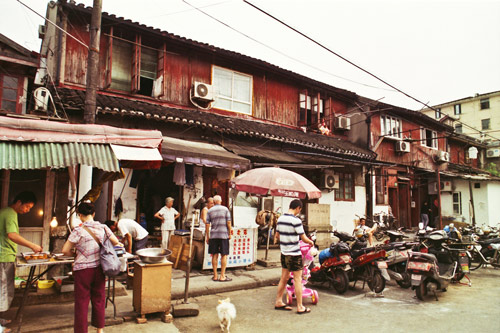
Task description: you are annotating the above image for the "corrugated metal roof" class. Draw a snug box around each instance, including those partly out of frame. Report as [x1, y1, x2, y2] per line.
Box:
[0, 142, 121, 172]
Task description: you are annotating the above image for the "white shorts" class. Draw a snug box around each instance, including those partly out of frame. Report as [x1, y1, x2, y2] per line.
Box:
[162, 230, 174, 249]
[0, 262, 15, 312]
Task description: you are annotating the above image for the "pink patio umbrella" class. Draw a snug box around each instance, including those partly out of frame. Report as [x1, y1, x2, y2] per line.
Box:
[231, 167, 322, 199]
[231, 167, 321, 260]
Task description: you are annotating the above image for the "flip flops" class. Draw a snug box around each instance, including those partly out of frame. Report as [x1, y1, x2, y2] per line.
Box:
[218, 277, 232, 282]
[297, 307, 311, 314]
[274, 305, 292, 311]
[212, 277, 218, 281]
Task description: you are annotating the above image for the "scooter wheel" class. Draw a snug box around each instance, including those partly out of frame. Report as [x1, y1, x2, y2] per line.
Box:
[331, 268, 349, 294]
[311, 290, 319, 305]
[368, 270, 385, 293]
[396, 272, 412, 289]
[415, 282, 427, 301]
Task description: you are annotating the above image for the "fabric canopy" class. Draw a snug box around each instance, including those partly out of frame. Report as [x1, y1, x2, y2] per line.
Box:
[162, 136, 250, 170]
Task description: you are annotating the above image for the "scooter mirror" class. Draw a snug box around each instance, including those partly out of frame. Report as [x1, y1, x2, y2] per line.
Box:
[418, 222, 424, 230]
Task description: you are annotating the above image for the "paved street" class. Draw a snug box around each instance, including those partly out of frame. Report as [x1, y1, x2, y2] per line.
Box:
[55, 266, 500, 333]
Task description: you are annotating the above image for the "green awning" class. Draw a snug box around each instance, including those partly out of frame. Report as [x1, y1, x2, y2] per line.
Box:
[0, 142, 121, 172]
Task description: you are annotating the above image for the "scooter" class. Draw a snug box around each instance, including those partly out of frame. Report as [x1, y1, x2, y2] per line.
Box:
[407, 230, 469, 301]
[309, 241, 352, 294]
[349, 245, 390, 293]
[383, 240, 417, 288]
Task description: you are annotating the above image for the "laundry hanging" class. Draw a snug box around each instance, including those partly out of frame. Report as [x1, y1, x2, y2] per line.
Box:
[173, 162, 186, 186]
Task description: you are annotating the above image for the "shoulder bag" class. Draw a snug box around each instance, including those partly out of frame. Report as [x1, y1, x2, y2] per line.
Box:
[82, 225, 121, 277]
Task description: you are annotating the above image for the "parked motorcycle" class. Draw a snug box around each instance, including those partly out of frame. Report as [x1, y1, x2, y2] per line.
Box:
[407, 230, 469, 301]
[468, 237, 500, 269]
[349, 245, 390, 293]
[309, 241, 352, 294]
[383, 240, 417, 288]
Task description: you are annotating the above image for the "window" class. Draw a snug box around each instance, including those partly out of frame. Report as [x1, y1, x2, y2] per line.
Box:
[299, 93, 323, 128]
[375, 169, 387, 205]
[213, 66, 252, 115]
[110, 39, 133, 92]
[380, 115, 402, 139]
[421, 128, 438, 149]
[335, 172, 354, 201]
[481, 118, 490, 130]
[137, 47, 158, 97]
[480, 98, 490, 110]
[0, 74, 21, 113]
[452, 192, 462, 215]
[454, 104, 461, 115]
[455, 124, 462, 134]
[435, 108, 442, 119]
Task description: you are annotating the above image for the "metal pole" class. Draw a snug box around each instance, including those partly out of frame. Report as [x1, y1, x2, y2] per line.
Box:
[84, 0, 102, 124]
[436, 169, 442, 230]
[468, 179, 476, 226]
[183, 209, 195, 303]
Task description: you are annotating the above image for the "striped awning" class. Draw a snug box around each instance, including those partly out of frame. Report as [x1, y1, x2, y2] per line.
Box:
[0, 142, 121, 172]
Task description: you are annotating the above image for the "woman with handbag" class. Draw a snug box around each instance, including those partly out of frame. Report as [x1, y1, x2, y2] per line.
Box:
[62, 201, 122, 333]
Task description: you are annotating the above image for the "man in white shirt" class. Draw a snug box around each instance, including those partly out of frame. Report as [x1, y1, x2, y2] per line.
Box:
[154, 197, 180, 249]
[105, 219, 149, 254]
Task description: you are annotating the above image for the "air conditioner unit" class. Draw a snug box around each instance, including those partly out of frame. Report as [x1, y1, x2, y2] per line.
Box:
[33, 87, 51, 112]
[395, 140, 410, 153]
[335, 116, 351, 130]
[434, 150, 450, 163]
[321, 172, 339, 190]
[486, 148, 500, 158]
[192, 82, 213, 101]
[428, 181, 452, 194]
[38, 24, 46, 39]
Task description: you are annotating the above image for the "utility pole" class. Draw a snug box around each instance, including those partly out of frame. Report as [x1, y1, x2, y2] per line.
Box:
[84, 0, 102, 124]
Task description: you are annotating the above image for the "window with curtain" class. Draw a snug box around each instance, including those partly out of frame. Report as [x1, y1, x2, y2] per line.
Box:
[0, 74, 20, 113]
[110, 39, 132, 92]
[452, 192, 462, 215]
[380, 115, 402, 139]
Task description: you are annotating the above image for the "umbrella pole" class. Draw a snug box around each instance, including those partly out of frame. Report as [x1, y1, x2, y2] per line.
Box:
[265, 221, 270, 261]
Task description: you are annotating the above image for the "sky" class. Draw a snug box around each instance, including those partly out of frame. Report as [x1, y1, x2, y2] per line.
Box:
[1, 0, 499, 110]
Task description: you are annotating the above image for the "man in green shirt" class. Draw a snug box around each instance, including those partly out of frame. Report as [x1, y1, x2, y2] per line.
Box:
[1, 191, 42, 331]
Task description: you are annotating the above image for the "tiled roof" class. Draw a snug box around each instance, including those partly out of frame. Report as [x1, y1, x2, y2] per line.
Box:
[55, 87, 375, 161]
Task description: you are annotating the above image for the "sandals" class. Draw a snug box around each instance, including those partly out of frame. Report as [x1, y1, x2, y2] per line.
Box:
[218, 277, 232, 282]
[297, 307, 311, 314]
[212, 277, 218, 281]
[274, 305, 292, 311]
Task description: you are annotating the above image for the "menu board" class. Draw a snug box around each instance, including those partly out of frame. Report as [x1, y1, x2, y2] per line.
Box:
[203, 228, 256, 269]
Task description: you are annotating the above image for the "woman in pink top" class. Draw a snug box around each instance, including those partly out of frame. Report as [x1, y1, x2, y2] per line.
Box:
[63, 202, 121, 333]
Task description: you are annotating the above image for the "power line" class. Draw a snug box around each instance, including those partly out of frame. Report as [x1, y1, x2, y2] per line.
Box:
[241, 1, 439, 114]
[242, 0, 500, 143]
[16, 0, 89, 50]
[181, 0, 396, 93]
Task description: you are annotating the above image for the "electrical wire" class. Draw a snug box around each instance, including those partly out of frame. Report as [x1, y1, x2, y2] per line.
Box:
[16, 0, 89, 49]
[181, 0, 396, 93]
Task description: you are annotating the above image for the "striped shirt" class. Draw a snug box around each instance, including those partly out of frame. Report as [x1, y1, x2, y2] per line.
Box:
[276, 213, 304, 256]
[206, 204, 231, 239]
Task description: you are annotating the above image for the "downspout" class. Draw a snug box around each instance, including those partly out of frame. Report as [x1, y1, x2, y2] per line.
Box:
[67, 166, 78, 231]
[55, 9, 63, 84]
[366, 113, 373, 220]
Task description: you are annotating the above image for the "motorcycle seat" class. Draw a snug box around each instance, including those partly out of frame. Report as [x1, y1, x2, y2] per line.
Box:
[478, 237, 500, 246]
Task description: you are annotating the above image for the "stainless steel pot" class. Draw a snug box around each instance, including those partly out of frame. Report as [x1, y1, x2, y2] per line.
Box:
[136, 248, 172, 264]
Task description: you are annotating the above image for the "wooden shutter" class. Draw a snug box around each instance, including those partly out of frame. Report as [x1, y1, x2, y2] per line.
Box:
[155, 42, 166, 98]
[104, 27, 113, 89]
[131, 34, 141, 93]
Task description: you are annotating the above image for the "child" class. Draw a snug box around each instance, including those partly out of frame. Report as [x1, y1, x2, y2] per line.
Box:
[154, 197, 180, 249]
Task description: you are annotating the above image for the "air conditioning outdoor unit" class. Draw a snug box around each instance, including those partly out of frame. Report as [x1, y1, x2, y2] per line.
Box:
[192, 82, 214, 101]
[395, 140, 410, 153]
[434, 150, 450, 163]
[335, 116, 351, 130]
[428, 181, 452, 194]
[486, 148, 500, 158]
[322, 172, 339, 190]
[33, 87, 51, 112]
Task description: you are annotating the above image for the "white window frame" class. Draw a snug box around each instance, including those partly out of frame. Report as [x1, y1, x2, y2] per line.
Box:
[454, 104, 461, 115]
[380, 115, 402, 139]
[212, 66, 253, 115]
[420, 127, 438, 149]
[452, 192, 462, 215]
[435, 108, 442, 119]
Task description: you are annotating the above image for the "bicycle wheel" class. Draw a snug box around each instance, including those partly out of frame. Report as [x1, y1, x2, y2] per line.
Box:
[469, 248, 483, 271]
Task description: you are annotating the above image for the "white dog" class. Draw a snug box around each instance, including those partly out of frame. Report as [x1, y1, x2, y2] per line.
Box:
[216, 297, 236, 332]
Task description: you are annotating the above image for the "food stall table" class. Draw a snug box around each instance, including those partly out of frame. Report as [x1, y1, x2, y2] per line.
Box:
[15, 256, 74, 333]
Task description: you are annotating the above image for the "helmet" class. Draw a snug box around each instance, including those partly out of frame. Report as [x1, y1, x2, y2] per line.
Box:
[449, 223, 454, 229]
